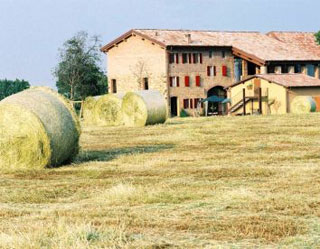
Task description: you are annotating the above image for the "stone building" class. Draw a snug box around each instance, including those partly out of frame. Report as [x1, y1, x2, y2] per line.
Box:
[101, 29, 320, 116]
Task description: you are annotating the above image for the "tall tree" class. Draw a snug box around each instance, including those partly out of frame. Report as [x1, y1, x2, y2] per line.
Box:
[315, 31, 320, 45]
[54, 31, 107, 100]
[0, 79, 30, 101]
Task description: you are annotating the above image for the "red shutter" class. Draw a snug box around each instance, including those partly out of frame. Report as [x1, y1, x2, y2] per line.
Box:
[169, 77, 173, 87]
[190, 99, 193, 109]
[199, 53, 203, 64]
[188, 53, 192, 64]
[176, 77, 180, 87]
[214, 66, 217, 76]
[176, 53, 179, 64]
[185, 76, 190, 87]
[222, 65, 227, 76]
[196, 76, 201, 87]
[207, 66, 210, 76]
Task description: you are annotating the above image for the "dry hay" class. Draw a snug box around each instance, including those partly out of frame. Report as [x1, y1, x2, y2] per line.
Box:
[82, 96, 97, 125]
[0, 87, 81, 169]
[94, 93, 124, 126]
[121, 90, 167, 127]
[291, 96, 316, 114]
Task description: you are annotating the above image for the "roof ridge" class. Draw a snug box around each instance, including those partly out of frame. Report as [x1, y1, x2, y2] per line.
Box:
[134, 28, 260, 33]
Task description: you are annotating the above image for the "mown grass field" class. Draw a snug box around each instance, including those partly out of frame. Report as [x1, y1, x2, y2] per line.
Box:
[1, 114, 320, 248]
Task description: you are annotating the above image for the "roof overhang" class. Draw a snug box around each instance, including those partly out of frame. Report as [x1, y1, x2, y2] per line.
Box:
[100, 29, 166, 53]
[232, 47, 265, 66]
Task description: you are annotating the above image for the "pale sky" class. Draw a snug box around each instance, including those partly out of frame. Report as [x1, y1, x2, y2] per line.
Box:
[0, 0, 319, 88]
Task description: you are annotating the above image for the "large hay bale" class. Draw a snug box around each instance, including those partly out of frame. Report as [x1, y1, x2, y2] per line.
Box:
[94, 93, 124, 126]
[82, 96, 97, 125]
[121, 90, 167, 127]
[0, 87, 80, 169]
[291, 96, 316, 114]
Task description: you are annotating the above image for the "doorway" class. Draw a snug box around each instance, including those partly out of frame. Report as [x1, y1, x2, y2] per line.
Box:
[170, 97, 178, 117]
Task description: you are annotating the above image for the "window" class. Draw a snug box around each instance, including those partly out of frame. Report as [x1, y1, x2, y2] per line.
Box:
[222, 65, 228, 76]
[209, 51, 213, 58]
[175, 53, 179, 64]
[143, 78, 149, 90]
[183, 99, 189, 109]
[112, 79, 117, 93]
[222, 51, 226, 58]
[195, 76, 201, 86]
[190, 99, 194, 109]
[169, 76, 180, 87]
[193, 53, 198, 64]
[185, 76, 190, 87]
[169, 53, 175, 64]
[194, 98, 200, 108]
[207, 66, 215, 76]
[294, 64, 302, 73]
[307, 64, 315, 77]
[188, 53, 192, 64]
[182, 54, 188, 64]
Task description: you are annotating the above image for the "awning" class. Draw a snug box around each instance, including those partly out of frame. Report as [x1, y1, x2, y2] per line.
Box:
[201, 95, 230, 103]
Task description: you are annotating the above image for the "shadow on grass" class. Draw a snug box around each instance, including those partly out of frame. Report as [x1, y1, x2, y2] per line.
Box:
[74, 144, 174, 163]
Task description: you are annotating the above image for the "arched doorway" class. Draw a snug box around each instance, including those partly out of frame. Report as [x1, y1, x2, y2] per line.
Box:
[207, 86, 227, 115]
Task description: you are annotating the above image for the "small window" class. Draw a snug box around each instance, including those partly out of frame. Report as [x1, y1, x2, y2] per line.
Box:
[190, 99, 194, 109]
[207, 66, 215, 76]
[182, 54, 188, 64]
[143, 78, 149, 90]
[193, 53, 198, 64]
[183, 99, 189, 109]
[170, 76, 179, 87]
[222, 51, 226, 58]
[169, 53, 175, 64]
[112, 79, 117, 93]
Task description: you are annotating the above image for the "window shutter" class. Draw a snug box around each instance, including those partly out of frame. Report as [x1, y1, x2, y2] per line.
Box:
[176, 53, 179, 64]
[185, 76, 190, 87]
[196, 76, 201, 87]
[176, 77, 180, 87]
[207, 66, 210, 76]
[222, 65, 227, 76]
[199, 53, 203, 64]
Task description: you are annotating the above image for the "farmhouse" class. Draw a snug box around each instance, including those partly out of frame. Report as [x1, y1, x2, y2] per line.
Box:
[101, 30, 320, 116]
[227, 74, 320, 115]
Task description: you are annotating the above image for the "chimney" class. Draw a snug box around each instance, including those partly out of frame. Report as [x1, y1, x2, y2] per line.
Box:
[185, 34, 192, 44]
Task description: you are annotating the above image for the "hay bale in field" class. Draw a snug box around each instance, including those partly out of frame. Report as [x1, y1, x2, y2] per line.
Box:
[94, 93, 124, 126]
[121, 90, 167, 127]
[291, 96, 316, 114]
[82, 96, 98, 124]
[0, 87, 81, 169]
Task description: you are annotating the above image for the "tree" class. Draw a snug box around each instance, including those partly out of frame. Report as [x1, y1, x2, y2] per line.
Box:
[0, 79, 30, 101]
[54, 31, 107, 100]
[315, 31, 320, 45]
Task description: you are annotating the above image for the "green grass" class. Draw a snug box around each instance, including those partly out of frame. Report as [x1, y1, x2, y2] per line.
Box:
[1, 114, 320, 248]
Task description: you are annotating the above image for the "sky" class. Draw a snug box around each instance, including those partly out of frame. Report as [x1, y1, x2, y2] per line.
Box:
[0, 0, 319, 89]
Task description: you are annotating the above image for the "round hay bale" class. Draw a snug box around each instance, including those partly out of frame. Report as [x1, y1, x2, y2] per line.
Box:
[82, 96, 97, 125]
[291, 96, 316, 114]
[94, 93, 124, 126]
[0, 87, 80, 169]
[121, 90, 167, 127]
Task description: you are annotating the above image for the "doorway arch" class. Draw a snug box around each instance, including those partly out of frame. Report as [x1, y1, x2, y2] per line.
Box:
[207, 86, 227, 115]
